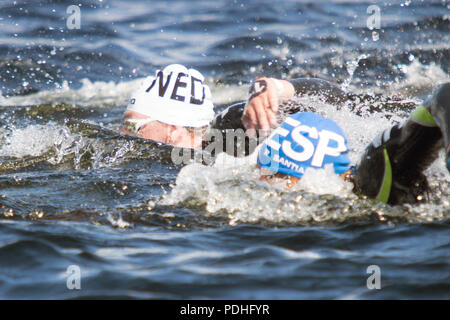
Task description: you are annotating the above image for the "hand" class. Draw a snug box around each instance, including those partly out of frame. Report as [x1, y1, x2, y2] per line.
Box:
[242, 77, 294, 137]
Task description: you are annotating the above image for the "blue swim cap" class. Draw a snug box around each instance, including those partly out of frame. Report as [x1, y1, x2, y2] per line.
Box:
[257, 112, 351, 178]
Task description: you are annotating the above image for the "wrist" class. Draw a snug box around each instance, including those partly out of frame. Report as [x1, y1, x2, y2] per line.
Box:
[272, 78, 284, 97]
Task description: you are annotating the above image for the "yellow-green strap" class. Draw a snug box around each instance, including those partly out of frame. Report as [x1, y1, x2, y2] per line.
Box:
[376, 149, 392, 203]
[411, 105, 437, 127]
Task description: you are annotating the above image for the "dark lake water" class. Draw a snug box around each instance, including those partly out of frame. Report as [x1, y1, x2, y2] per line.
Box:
[0, 0, 449, 299]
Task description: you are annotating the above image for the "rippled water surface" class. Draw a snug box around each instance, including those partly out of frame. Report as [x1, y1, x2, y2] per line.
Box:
[0, 0, 449, 299]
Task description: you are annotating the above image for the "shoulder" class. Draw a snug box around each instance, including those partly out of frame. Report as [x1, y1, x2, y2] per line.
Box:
[210, 101, 247, 130]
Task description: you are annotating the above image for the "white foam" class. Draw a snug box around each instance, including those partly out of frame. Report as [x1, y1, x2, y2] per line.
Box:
[0, 77, 248, 108]
[393, 59, 450, 95]
[0, 124, 73, 158]
[0, 122, 139, 170]
[208, 80, 249, 105]
[0, 78, 142, 107]
[295, 165, 354, 196]
[106, 214, 132, 229]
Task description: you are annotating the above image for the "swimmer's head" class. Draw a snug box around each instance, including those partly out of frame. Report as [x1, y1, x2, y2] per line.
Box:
[126, 64, 215, 128]
[257, 112, 351, 181]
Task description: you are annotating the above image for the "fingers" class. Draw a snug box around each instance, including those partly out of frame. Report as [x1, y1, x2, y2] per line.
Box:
[244, 98, 272, 128]
[263, 78, 280, 114]
[243, 103, 257, 131]
[243, 77, 281, 132]
[242, 100, 276, 138]
[256, 77, 280, 119]
[266, 92, 279, 126]
[242, 103, 266, 138]
[253, 100, 272, 132]
[267, 85, 279, 113]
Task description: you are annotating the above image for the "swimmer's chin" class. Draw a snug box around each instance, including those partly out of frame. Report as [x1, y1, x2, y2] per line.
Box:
[118, 125, 200, 149]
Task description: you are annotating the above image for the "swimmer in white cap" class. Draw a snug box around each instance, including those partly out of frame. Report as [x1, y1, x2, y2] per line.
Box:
[120, 64, 216, 148]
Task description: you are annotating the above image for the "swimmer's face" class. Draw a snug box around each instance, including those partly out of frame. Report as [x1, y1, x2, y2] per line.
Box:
[137, 121, 205, 148]
[120, 110, 206, 148]
[259, 171, 301, 190]
[259, 167, 351, 190]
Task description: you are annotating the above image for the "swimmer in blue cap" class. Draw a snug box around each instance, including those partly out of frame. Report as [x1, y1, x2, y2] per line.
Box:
[213, 79, 450, 205]
[256, 111, 352, 188]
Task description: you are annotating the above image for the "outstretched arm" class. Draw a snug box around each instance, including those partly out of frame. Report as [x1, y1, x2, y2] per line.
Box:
[353, 82, 450, 205]
[212, 77, 346, 133]
[209, 77, 348, 156]
[241, 77, 295, 134]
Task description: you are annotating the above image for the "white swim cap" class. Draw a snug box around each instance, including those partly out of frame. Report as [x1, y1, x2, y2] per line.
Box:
[126, 64, 215, 127]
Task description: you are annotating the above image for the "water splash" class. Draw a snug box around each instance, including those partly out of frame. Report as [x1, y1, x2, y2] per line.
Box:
[393, 59, 450, 96]
[341, 54, 369, 92]
[0, 124, 71, 158]
[0, 77, 248, 109]
[0, 123, 140, 170]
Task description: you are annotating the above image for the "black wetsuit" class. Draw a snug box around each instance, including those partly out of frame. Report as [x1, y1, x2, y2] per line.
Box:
[209, 79, 450, 206]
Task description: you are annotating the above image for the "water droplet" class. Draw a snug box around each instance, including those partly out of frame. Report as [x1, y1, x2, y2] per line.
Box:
[371, 31, 379, 41]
